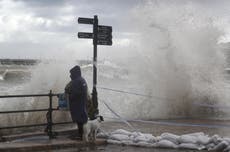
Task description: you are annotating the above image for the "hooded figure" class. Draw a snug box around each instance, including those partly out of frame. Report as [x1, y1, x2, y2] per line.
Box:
[66, 65, 88, 139]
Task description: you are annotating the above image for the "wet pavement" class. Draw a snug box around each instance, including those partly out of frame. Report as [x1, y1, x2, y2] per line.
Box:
[1, 119, 230, 152]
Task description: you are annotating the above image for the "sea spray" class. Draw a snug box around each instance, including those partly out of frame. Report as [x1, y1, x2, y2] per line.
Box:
[109, 1, 229, 119]
[19, 1, 230, 121]
[1, 1, 230, 132]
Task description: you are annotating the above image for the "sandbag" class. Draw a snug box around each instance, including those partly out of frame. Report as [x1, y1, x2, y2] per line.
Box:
[184, 132, 205, 137]
[111, 129, 131, 136]
[144, 134, 157, 143]
[223, 145, 230, 152]
[121, 140, 135, 146]
[135, 141, 155, 147]
[161, 132, 180, 144]
[107, 129, 230, 152]
[179, 143, 205, 150]
[211, 140, 228, 152]
[223, 138, 230, 144]
[130, 132, 141, 138]
[206, 143, 215, 151]
[179, 135, 198, 144]
[156, 139, 178, 149]
[196, 135, 210, 145]
[110, 134, 130, 141]
[210, 134, 222, 145]
[133, 134, 156, 143]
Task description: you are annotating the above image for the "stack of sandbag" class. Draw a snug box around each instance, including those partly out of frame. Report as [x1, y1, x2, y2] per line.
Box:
[107, 129, 157, 147]
[101, 129, 230, 152]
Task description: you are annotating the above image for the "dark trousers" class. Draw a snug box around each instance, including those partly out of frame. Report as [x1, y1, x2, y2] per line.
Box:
[77, 122, 83, 139]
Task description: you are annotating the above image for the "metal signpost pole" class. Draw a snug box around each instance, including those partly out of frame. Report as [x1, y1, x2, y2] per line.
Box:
[78, 15, 112, 119]
[93, 15, 99, 116]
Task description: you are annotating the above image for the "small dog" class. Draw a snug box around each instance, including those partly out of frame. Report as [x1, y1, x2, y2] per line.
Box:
[83, 116, 104, 142]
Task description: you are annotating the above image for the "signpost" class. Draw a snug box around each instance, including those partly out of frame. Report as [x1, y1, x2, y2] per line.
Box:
[77, 15, 112, 119]
[98, 25, 112, 33]
[97, 39, 112, 45]
[78, 17, 94, 24]
[78, 32, 93, 39]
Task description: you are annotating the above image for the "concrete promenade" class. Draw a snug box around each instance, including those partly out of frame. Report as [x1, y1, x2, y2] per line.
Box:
[0, 129, 107, 152]
[0, 138, 106, 152]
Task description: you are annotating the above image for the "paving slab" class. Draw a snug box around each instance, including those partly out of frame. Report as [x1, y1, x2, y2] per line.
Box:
[0, 138, 107, 152]
[0, 129, 106, 152]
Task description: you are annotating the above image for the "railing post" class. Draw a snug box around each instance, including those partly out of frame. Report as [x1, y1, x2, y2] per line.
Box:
[47, 90, 53, 139]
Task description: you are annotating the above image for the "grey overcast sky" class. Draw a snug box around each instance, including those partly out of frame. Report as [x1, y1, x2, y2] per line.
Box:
[0, 0, 141, 59]
[0, 0, 230, 60]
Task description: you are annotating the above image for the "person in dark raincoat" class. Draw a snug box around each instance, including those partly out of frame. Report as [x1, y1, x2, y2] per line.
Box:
[65, 65, 88, 139]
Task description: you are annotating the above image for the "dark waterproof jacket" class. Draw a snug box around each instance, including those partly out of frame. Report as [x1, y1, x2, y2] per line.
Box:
[67, 66, 88, 124]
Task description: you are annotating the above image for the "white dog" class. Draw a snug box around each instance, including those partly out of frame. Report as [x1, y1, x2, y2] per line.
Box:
[83, 116, 104, 142]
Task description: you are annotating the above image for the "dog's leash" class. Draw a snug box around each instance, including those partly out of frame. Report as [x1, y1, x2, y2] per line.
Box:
[99, 98, 135, 130]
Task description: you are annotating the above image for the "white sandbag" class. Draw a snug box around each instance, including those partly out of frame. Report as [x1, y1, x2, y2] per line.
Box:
[134, 134, 156, 143]
[142, 133, 155, 139]
[206, 143, 215, 151]
[223, 138, 230, 144]
[111, 129, 131, 136]
[110, 134, 130, 141]
[134, 135, 148, 143]
[156, 139, 178, 149]
[178, 133, 210, 145]
[129, 132, 140, 141]
[121, 140, 135, 146]
[223, 145, 230, 152]
[179, 135, 198, 144]
[196, 135, 210, 145]
[179, 143, 205, 150]
[130, 132, 141, 138]
[156, 136, 162, 142]
[144, 134, 157, 143]
[161, 133, 179, 144]
[209, 134, 222, 145]
[184, 132, 205, 137]
[211, 140, 228, 152]
[134, 141, 155, 147]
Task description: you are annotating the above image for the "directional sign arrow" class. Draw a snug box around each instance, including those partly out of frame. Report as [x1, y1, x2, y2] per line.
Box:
[97, 33, 112, 40]
[78, 17, 94, 24]
[97, 39, 112, 45]
[78, 32, 93, 39]
[98, 25, 112, 33]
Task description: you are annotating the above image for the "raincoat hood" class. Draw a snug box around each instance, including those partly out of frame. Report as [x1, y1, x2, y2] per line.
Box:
[70, 65, 81, 80]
